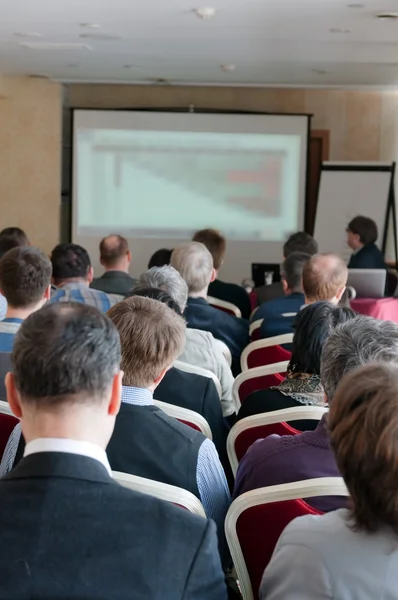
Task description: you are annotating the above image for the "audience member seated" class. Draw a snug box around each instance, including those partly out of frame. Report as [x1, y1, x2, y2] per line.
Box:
[0, 246, 51, 351]
[238, 303, 355, 426]
[148, 248, 173, 269]
[347, 215, 387, 270]
[256, 251, 310, 340]
[90, 234, 137, 296]
[171, 242, 249, 376]
[233, 315, 398, 512]
[49, 243, 122, 311]
[303, 253, 347, 304]
[261, 362, 398, 600]
[0, 227, 30, 320]
[256, 232, 318, 305]
[193, 228, 251, 319]
[1, 303, 226, 599]
[134, 265, 234, 417]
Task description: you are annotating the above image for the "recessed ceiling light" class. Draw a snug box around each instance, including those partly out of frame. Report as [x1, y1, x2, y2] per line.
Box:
[14, 31, 42, 38]
[330, 27, 352, 33]
[79, 33, 122, 40]
[312, 69, 327, 75]
[220, 64, 236, 72]
[123, 64, 133, 69]
[67, 63, 78, 68]
[347, 3, 364, 7]
[193, 7, 216, 19]
[377, 12, 398, 20]
[79, 23, 101, 28]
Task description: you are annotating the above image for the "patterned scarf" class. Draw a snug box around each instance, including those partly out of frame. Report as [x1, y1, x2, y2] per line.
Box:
[270, 371, 325, 406]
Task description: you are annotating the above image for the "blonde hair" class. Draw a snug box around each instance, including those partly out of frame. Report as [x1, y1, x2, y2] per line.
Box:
[303, 253, 347, 302]
[170, 242, 213, 295]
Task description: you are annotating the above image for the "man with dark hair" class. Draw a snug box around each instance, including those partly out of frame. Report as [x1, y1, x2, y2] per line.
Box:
[347, 215, 387, 270]
[91, 234, 137, 296]
[0, 246, 51, 351]
[49, 243, 122, 311]
[0, 303, 226, 599]
[256, 231, 318, 304]
[0, 227, 30, 319]
[255, 252, 310, 340]
[148, 248, 173, 269]
[193, 228, 251, 319]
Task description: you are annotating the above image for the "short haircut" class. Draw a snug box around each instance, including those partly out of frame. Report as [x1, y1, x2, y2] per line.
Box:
[302, 253, 347, 302]
[329, 362, 398, 534]
[132, 286, 182, 316]
[137, 266, 188, 312]
[289, 302, 355, 375]
[12, 303, 121, 405]
[0, 227, 29, 258]
[107, 296, 186, 388]
[51, 243, 91, 284]
[281, 251, 311, 291]
[347, 216, 378, 245]
[0, 246, 52, 308]
[99, 234, 129, 268]
[283, 232, 318, 258]
[321, 315, 398, 401]
[170, 242, 213, 295]
[192, 228, 226, 271]
[148, 248, 173, 269]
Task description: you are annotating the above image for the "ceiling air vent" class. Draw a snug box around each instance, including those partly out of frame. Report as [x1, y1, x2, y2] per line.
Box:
[18, 42, 92, 50]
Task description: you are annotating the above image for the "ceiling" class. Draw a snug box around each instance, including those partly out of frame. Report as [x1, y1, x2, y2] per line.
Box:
[2, 0, 398, 86]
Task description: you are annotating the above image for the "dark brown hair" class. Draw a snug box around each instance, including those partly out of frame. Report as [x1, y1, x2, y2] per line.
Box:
[0, 227, 29, 258]
[347, 216, 378, 245]
[329, 362, 398, 534]
[100, 234, 129, 268]
[0, 246, 52, 308]
[192, 228, 226, 270]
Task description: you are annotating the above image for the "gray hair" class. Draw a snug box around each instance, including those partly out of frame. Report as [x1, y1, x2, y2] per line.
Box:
[170, 242, 213, 295]
[321, 315, 398, 401]
[137, 266, 188, 312]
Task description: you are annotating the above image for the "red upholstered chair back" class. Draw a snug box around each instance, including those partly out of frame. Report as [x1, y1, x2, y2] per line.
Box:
[247, 344, 291, 370]
[179, 419, 201, 432]
[0, 413, 18, 459]
[234, 421, 299, 464]
[207, 296, 242, 318]
[238, 372, 284, 404]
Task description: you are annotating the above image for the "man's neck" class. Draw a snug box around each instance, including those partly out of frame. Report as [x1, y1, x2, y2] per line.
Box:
[56, 278, 88, 287]
[5, 305, 37, 320]
[104, 265, 129, 274]
[189, 288, 208, 300]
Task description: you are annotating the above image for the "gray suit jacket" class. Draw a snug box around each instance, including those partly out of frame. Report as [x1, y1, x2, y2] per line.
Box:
[255, 282, 284, 306]
[261, 508, 398, 600]
[91, 270, 137, 297]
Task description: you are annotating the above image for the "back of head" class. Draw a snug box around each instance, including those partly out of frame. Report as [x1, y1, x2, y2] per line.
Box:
[0, 227, 29, 258]
[0, 246, 52, 308]
[132, 286, 183, 316]
[282, 251, 311, 292]
[289, 302, 356, 375]
[137, 265, 188, 312]
[283, 232, 318, 258]
[170, 242, 213, 295]
[107, 296, 186, 388]
[192, 228, 226, 271]
[347, 215, 378, 245]
[148, 248, 173, 269]
[12, 302, 121, 407]
[321, 315, 398, 402]
[51, 243, 91, 285]
[303, 253, 348, 303]
[99, 234, 130, 269]
[329, 362, 398, 534]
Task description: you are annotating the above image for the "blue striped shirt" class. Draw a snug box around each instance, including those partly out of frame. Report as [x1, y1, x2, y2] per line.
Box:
[49, 282, 123, 312]
[0, 318, 22, 352]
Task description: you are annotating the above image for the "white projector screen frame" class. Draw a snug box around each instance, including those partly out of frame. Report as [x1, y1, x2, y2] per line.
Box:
[72, 110, 310, 284]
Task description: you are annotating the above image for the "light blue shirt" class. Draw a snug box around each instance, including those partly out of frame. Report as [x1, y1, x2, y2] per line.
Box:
[49, 282, 123, 313]
[0, 318, 23, 352]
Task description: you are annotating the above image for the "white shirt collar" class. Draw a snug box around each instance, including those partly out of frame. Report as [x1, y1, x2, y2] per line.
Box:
[24, 438, 112, 476]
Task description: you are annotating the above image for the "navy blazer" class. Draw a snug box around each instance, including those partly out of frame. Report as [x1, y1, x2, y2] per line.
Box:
[0, 452, 227, 600]
[347, 243, 386, 270]
[184, 297, 250, 376]
[257, 292, 304, 340]
[208, 279, 252, 320]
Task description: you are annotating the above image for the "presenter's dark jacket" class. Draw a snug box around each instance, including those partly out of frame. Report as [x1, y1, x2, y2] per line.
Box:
[208, 279, 252, 320]
[90, 270, 137, 296]
[0, 452, 227, 600]
[184, 297, 250, 376]
[347, 243, 387, 270]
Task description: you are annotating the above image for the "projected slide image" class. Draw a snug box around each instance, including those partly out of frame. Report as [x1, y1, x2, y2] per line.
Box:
[76, 128, 301, 241]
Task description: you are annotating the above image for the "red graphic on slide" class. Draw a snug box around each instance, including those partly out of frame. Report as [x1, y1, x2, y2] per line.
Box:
[227, 156, 282, 213]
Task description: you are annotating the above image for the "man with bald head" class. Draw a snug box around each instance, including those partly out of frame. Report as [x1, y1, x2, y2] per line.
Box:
[91, 234, 137, 296]
[303, 253, 347, 305]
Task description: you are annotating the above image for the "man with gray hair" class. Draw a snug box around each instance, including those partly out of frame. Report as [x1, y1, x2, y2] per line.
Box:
[233, 315, 398, 511]
[171, 242, 249, 376]
[136, 266, 234, 417]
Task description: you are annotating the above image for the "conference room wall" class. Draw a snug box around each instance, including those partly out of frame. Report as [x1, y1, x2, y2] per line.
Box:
[0, 75, 62, 253]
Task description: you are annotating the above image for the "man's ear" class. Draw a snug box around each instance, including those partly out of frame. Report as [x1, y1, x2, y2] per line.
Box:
[87, 266, 94, 284]
[99, 257, 104, 267]
[153, 367, 168, 387]
[336, 285, 346, 302]
[127, 251, 132, 263]
[43, 284, 51, 302]
[6, 373, 23, 419]
[282, 279, 288, 294]
[108, 371, 123, 416]
[210, 268, 217, 284]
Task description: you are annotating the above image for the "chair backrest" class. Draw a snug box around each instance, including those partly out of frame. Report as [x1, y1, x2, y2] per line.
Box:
[232, 362, 289, 412]
[227, 406, 328, 475]
[0, 401, 18, 460]
[249, 319, 263, 341]
[153, 398, 213, 440]
[174, 359, 222, 399]
[207, 295, 242, 318]
[225, 478, 349, 600]
[113, 471, 206, 517]
[241, 334, 293, 371]
[0, 352, 12, 401]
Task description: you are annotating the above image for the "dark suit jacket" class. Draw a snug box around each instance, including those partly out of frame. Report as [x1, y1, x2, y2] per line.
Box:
[257, 292, 304, 341]
[90, 270, 137, 296]
[255, 281, 284, 306]
[347, 243, 386, 270]
[0, 451, 227, 600]
[208, 280, 252, 320]
[184, 297, 249, 376]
